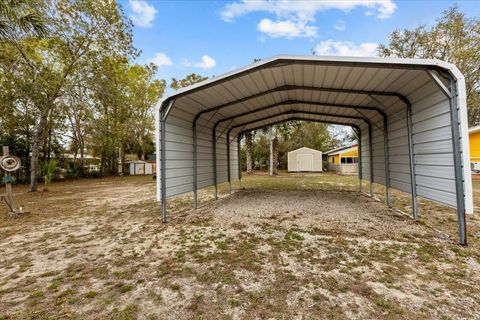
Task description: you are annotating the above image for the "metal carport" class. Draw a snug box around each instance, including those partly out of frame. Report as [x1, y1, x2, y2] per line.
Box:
[155, 55, 473, 245]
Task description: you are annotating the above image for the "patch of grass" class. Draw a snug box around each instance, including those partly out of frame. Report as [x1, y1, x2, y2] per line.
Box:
[29, 290, 45, 299]
[112, 304, 139, 320]
[188, 294, 204, 312]
[416, 243, 441, 262]
[176, 250, 186, 259]
[374, 296, 404, 316]
[84, 291, 98, 298]
[228, 298, 241, 307]
[117, 283, 134, 293]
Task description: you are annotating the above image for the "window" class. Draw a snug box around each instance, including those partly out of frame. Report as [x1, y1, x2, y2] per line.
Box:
[340, 157, 358, 164]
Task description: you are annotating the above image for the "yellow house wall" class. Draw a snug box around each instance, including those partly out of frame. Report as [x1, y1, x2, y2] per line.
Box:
[470, 131, 480, 162]
[341, 149, 358, 157]
[328, 155, 340, 164]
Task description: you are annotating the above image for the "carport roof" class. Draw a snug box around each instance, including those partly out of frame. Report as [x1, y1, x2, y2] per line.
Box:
[158, 54, 464, 117]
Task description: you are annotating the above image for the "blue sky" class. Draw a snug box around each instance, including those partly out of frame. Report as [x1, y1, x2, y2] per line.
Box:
[119, 0, 480, 83]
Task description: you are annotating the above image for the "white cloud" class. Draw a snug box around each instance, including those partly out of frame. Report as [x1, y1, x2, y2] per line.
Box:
[257, 18, 317, 38]
[333, 20, 346, 31]
[195, 55, 216, 69]
[129, 0, 157, 27]
[313, 40, 378, 57]
[182, 55, 217, 70]
[220, 0, 396, 38]
[148, 52, 173, 67]
[220, 0, 397, 21]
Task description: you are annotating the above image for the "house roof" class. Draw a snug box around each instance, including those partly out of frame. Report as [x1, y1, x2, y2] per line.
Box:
[324, 144, 358, 156]
[126, 160, 151, 164]
[469, 125, 480, 134]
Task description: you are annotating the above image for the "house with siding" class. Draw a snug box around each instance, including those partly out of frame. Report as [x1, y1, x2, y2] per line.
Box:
[324, 144, 358, 175]
[470, 125, 480, 173]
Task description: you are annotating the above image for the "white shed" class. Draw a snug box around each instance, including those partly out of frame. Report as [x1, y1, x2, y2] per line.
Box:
[126, 160, 155, 175]
[288, 147, 322, 172]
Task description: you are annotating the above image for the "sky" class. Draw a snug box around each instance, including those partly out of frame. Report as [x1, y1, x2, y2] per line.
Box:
[119, 0, 480, 85]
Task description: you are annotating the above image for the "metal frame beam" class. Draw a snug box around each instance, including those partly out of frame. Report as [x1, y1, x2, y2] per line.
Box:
[192, 85, 405, 123]
[239, 117, 362, 139]
[227, 131, 232, 193]
[211, 99, 384, 130]
[160, 108, 167, 223]
[238, 134, 242, 189]
[193, 121, 198, 209]
[406, 102, 418, 219]
[368, 122, 374, 196]
[212, 126, 218, 200]
[352, 127, 362, 192]
[227, 110, 366, 137]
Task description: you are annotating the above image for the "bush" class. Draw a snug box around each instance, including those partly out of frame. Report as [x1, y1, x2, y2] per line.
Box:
[65, 161, 83, 179]
[42, 160, 58, 190]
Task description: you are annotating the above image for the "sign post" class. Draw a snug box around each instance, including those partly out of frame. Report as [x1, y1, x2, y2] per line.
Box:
[1, 146, 21, 215]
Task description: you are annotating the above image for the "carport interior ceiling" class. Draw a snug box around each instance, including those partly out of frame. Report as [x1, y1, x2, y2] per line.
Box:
[156, 55, 473, 243]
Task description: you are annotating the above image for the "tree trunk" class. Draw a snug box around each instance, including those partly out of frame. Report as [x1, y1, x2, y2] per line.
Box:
[119, 145, 125, 175]
[30, 111, 49, 192]
[245, 131, 253, 174]
[268, 126, 276, 176]
[272, 136, 279, 175]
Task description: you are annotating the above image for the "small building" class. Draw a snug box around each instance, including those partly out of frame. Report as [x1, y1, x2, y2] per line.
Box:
[324, 144, 358, 175]
[287, 147, 322, 172]
[470, 125, 480, 173]
[126, 160, 156, 175]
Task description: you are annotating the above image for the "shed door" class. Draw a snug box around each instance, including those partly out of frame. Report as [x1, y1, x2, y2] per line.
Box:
[298, 154, 313, 171]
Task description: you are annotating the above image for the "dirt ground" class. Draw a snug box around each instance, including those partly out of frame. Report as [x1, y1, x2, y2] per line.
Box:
[0, 173, 479, 319]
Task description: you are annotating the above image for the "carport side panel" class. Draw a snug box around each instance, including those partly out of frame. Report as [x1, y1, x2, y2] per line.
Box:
[410, 90, 457, 209]
[163, 115, 194, 198]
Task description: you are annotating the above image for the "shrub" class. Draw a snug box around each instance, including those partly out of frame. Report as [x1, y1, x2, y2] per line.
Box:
[42, 160, 58, 190]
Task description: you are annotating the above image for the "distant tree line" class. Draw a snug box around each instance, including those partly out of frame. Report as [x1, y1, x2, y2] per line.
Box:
[0, 0, 165, 190]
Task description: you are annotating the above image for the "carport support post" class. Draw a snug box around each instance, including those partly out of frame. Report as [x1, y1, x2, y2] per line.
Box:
[227, 131, 232, 193]
[368, 123, 374, 196]
[237, 134, 242, 189]
[383, 118, 391, 207]
[160, 109, 167, 223]
[449, 80, 467, 245]
[193, 121, 198, 209]
[355, 127, 362, 193]
[212, 127, 218, 200]
[406, 103, 418, 220]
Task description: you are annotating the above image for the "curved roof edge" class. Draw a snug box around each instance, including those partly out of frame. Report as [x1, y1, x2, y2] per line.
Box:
[155, 54, 464, 113]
